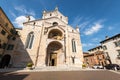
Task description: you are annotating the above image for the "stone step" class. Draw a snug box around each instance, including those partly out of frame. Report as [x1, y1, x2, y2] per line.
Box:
[34, 66, 82, 71]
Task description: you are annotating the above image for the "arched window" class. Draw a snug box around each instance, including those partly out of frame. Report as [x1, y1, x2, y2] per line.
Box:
[53, 22, 58, 26]
[71, 39, 76, 52]
[50, 13, 52, 16]
[25, 32, 34, 49]
[0, 54, 11, 68]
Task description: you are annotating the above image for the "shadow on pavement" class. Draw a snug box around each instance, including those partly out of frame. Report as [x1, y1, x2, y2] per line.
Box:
[0, 72, 29, 80]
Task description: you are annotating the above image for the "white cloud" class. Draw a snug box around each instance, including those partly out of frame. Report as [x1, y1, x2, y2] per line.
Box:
[82, 43, 100, 51]
[71, 16, 93, 32]
[13, 5, 36, 28]
[84, 23, 103, 35]
[9, 10, 16, 17]
[82, 43, 95, 47]
[14, 5, 35, 16]
[71, 16, 83, 27]
[92, 38, 101, 42]
[71, 17, 104, 36]
[95, 19, 106, 24]
[78, 21, 90, 30]
[14, 16, 35, 28]
[15, 5, 25, 13]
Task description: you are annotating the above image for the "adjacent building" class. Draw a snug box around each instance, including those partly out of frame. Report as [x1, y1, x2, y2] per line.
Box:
[100, 34, 120, 65]
[0, 7, 17, 68]
[83, 46, 106, 68]
[84, 33, 120, 68]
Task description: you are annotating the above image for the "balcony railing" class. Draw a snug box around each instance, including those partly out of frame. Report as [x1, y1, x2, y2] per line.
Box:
[48, 36, 63, 40]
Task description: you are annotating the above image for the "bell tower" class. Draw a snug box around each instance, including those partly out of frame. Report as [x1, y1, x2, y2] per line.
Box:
[42, 7, 68, 24]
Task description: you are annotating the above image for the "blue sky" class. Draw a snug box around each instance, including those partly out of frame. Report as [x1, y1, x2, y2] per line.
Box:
[0, 0, 120, 52]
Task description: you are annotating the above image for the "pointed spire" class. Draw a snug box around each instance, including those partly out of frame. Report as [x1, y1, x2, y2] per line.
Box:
[43, 10, 46, 13]
[76, 25, 80, 32]
[55, 6, 58, 11]
[26, 16, 30, 22]
[76, 25, 79, 28]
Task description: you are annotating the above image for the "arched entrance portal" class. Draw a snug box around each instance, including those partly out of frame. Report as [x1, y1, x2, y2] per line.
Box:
[0, 54, 11, 68]
[46, 41, 62, 66]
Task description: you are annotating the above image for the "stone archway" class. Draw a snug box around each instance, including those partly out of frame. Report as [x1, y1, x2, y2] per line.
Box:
[46, 41, 62, 66]
[48, 29, 63, 40]
[0, 54, 11, 68]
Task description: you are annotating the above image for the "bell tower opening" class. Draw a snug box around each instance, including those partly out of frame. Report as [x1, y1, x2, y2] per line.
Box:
[48, 29, 63, 40]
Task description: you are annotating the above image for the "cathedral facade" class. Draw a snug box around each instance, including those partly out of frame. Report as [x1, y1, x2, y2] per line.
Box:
[6, 8, 83, 68]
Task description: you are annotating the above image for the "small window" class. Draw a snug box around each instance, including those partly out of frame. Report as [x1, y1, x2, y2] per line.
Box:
[0, 44, 2, 48]
[2, 43, 7, 49]
[53, 22, 58, 26]
[114, 41, 120, 47]
[60, 16, 62, 19]
[72, 57, 75, 64]
[10, 28, 16, 35]
[117, 50, 120, 55]
[102, 55, 105, 59]
[5, 23, 8, 27]
[97, 56, 99, 59]
[7, 44, 14, 50]
[12, 37, 16, 40]
[72, 30, 74, 32]
[50, 13, 52, 16]
[104, 52, 109, 57]
[1, 30, 6, 35]
[7, 35, 11, 39]
[114, 42, 118, 47]
[102, 45, 107, 50]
